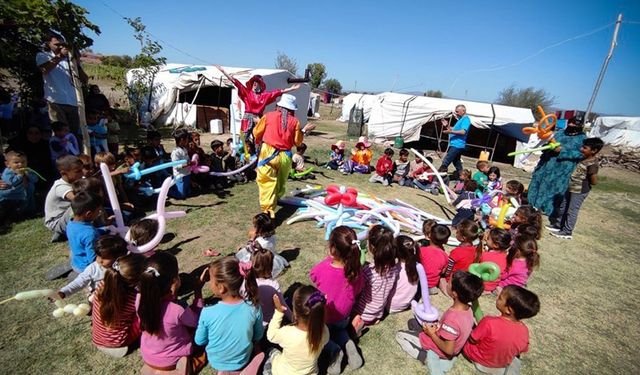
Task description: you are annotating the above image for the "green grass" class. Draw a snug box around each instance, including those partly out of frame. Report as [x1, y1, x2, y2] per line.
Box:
[1, 116, 640, 374]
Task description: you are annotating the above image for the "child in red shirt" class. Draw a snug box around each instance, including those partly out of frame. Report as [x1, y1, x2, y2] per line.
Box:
[396, 271, 484, 371]
[476, 228, 512, 293]
[463, 285, 540, 372]
[440, 219, 480, 296]
[369, 148, 394, 186]
[419, 224, 451, 295]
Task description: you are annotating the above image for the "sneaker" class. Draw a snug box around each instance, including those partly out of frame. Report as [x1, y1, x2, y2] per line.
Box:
[326, 349, 344, 375]
[545, 225, 561, 232]
[396, 331, 427, 365]
[550, 232, 572, 240]
[51, 231, 67, 243]
[344, 340, 363, 370]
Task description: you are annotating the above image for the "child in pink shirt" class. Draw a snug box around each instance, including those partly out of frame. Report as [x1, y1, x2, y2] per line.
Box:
[389, 235, 419, 313]
[476, 228, 511, 292]
[354, 225, 400, 324]
[396, 271, 484, 370]
[310, 226, 364, 372]
[441, 220, 480, 295]
[497, 236, 540, 293]
[418, 224, 451, 295]
[464, 286, 540, 372]
[137, 252, 208, 373]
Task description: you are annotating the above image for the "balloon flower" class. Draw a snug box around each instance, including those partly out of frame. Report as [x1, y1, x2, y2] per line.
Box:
[411, 264, 439, 324]
[468, 262, 500, 322]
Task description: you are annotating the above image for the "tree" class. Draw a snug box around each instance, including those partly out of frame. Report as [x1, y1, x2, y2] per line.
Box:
[121, 17, 166, 126]
[274, 52, 298, 75]
[323, 78, 342, 94]
[307, 63, 326, 89]
[424, 90, 443, 98]
[495, 84, 555, 119]
[101, 55, 133, 68]
[0, 0, 99, 105]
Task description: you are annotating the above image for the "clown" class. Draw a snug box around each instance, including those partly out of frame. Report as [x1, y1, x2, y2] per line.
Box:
[215, 65, 301, 159]
[253, 94, 315, 217]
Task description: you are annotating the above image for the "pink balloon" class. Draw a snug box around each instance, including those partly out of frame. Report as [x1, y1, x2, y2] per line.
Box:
[411, 263, 440, 324]
[189, 154, 210, 174]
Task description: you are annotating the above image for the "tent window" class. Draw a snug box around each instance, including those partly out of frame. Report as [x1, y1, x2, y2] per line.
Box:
[178, 86, 232, 107]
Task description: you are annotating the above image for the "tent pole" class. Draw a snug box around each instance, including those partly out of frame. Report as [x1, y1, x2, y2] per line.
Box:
[490, 133, 499, 162]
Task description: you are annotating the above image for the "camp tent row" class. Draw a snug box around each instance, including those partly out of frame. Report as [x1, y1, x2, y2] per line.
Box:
[339, 92, 536, 166]
[590, 116, 640, 148]
[126, 63, 310, 138]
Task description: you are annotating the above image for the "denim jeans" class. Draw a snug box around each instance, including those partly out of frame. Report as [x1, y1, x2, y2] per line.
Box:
[440, 146, 465, 173]
[550, 191, 588, 235]
[322, 318, 350, 358]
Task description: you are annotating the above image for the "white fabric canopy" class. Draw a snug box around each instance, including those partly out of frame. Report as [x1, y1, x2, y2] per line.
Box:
[337, 93, 378, 122]
[590, 116, 640, 148]
[126, 63, 310, 135]
[367, 92, 534, 143]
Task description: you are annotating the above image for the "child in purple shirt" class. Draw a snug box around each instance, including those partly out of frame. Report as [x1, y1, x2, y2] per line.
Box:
[310, 226, 364, 373]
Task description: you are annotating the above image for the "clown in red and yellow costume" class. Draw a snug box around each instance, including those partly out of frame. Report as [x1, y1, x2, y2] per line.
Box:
[215, 65, 300, 159]
[253, 94, 315, 217]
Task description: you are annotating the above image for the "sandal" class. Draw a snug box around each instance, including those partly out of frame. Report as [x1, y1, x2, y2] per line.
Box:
[202, 248, 221, 257]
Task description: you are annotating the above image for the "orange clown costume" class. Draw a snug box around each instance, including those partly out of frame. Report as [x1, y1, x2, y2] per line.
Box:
[253, 94, 304, 216]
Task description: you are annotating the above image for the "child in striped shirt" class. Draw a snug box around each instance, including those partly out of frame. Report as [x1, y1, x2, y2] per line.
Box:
[353, 225, 400, 330]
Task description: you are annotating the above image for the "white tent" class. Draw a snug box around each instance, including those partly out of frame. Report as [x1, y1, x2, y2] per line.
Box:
[126, 63, 310, 135]
[337, 93, 378, 122]
[590, 116, 640, 148]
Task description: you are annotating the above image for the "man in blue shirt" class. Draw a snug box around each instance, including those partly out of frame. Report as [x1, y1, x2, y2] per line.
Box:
[439, 104, 471, 176]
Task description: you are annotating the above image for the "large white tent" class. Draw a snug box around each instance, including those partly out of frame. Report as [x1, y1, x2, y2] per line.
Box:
[126, 63, 310, 135]
[590, 116, 640, 148]
[337, 93, 378, 123]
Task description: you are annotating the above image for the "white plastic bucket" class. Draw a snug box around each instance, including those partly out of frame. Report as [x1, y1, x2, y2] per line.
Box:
[209, 119, 223, 134]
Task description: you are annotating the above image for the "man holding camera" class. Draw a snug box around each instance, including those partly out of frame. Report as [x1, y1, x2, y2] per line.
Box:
[36, 33, 86, 138]
[439, 104, 471, 177]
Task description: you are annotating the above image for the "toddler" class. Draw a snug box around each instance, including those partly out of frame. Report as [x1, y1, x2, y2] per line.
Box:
[392, 148, 410, 185]
[67, 191, 105, 273]
[247, 244, 291, 327]
[58, 235, 128, 300]
[389, 235, 419, 313]
[129, 218, 160, 257]
[485, 166, 502, 193]
[463, 286, 540, 373]
[473, 160, 489, 190]
[0, 151, 37, 218]
[147, 130, 167, 160]
[138, 252, 208, 373]
[396, 271, 484, 371]
[451, 180, 479, 226]
[86, 109, 108, 155]
[49, 121, 80, 164]
[265, 285, 330, 375]
[342, 136, 372, 174]
[195, 256, 264, 374]
[310, 226, 364, 373]
[419, 224, 451, 295]
[441, 219, 480, 295]
[452, 169, 472, 194]
[92, 252, 145, 357]
[497, 236, 540, 291]
[353, 225, 400, 327]
[369, 148, 394, 185]
[327, 140, 345, 170]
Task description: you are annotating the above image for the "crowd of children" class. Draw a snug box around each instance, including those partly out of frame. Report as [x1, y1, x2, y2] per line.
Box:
[1, 106, 609, 375]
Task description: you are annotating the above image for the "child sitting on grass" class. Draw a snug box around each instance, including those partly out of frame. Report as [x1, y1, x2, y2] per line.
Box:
[169, 128, 192, 199]
[57, 235, 128, 301]
[548, 137, 604, 240]
[473, 160, 490, 190]
[292, 143, 315, 179]
[265, 285, 330, 375]
[475, 228, 511, 293]
[485, 166, 502, 194]
[441, 219, 480, 295]
[67, 191, 106, 274]
[342, 136, 372, 174]
[452, 169, 472, 194]
[497, 235, 540, 292]
[396, 271, 484, 372]
[392, 148, 410, 185]
[389, 235, 419, 313]
[419, 224, 451, 295]
[463, 286, 540, 373]
[92, 252, 146, 357]
[235, 212, 288, 278]
[451, 180, 479, 226]
[0, 151, 37, 219]
[327, 140, 346, 170]
[44, 155, 84, 242]
[369, 148, 394, 186]
[138, 252, 208, 373]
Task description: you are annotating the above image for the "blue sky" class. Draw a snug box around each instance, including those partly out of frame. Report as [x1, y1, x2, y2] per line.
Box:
[76, 0, 640, 115]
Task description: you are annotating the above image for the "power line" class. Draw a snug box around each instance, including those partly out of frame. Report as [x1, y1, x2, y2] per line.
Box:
[445, 22, 615, 95]
[98, 0, 210, 64]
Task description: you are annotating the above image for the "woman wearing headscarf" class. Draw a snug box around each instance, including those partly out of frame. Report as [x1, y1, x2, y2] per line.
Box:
[527, 117, 587, 216]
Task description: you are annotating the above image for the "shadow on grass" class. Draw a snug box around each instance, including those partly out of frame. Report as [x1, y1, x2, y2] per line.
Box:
[280, 247, 300, 262]
[165, 236, 200, 255]
[273, 205, 298, 228]
[417, 194, 455, 219]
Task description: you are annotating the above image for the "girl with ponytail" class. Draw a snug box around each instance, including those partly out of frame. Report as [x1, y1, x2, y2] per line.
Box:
[137, 252, 208, 373]
[310, 226, 364, 373]
[92, 253, 145, 357]
[264, 285, 330, 375]
[195, 256, 265, 374]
